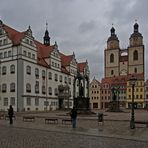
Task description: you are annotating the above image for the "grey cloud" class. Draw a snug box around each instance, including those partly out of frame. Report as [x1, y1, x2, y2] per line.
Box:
[0, 0, 148, 80]
[78, 20, 97, 33]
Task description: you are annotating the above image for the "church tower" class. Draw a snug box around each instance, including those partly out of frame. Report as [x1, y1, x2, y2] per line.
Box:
[128, 22, 144, 76]
[43, 22, 50, 46]
[105, 26, 120, 77]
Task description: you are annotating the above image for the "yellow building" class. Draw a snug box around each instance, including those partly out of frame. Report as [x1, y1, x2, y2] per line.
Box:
[89, 77, 101, 109]
[126, 74, 144, 108]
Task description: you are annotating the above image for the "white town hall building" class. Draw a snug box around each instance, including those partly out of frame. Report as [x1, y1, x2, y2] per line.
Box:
[0, 20, 90, 112]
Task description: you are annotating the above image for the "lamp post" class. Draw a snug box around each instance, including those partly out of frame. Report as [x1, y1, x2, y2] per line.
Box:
[129, 75, 137, 129]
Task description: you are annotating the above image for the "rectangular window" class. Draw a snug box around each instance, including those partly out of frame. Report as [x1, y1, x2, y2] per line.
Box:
[65, 76, 67, 84]
[3, 98, 8, 106]
[23, 50, 27, 56]
[69, 77, 71, 85]
[2, 84, 7, 92]
[42, 85, 46, 94]
[48, 72, 52, 80]
[32, 54, 35, 59]
[8, 51, 12, 57]
[26, 97, 31, 106]
[35, 98, 39, 106]
[4, 51, 7, 58]
[44, 101, 49, 106]
[0, 40, 2, 46]
[28, 52, 31, 58]
[3, 39, 7, 45]
[59, 75, 62, 82]
[0, 52, 3, 59]
[42, 70, 45, 78]
[26, 66, 31, 74]
[10, 97, 15, 106]
[55, 74, 58, 81]
[35, 81, 39, 93]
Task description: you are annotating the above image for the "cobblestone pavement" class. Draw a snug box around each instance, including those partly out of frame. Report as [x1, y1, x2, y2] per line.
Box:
[0, 109, 148, 148]
[0, 125, 148, 148]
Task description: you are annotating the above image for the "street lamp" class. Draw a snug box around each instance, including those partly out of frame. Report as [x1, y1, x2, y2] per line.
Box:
[129, 75, 137, 129]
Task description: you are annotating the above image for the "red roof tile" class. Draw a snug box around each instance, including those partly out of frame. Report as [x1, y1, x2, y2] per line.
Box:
[120, 55, 128, 62]
[3, 24, 25, 45]
[77, 62, 86, 72]
[101, 73, 144, 85]
[60, 53, 73, 66]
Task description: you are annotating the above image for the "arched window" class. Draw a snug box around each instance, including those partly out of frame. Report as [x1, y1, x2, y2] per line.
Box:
[48, 87, 52, 95]
[10, 65, 15, 74]
[2, 83, 7, 92]
[110, 54, 114, 63]
[26, 83, 31, 92]
[35, 68, 39, 78]
[134, 68, 137, 73]
[42, 85, 46, 94]
[10, 83, 15, 92]
[54, 88, 58, 96]
[2, 66, 6, 75]
[26, 65, 31, 74]
[111, 70, 114, 75]
[133, 50, 138, 61]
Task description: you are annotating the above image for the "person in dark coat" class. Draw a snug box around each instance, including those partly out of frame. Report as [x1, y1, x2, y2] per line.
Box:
[8, 105, 14, 124]
[70, 107, 77, 128]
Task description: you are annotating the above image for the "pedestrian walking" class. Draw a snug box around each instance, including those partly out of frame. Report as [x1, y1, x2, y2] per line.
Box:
[8, 105, 14, 124]
[70, 107, 77, 128]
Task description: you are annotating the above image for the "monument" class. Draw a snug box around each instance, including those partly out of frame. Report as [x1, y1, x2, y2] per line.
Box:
[73, 72, 90, 112]
[107, 87, 122, 112]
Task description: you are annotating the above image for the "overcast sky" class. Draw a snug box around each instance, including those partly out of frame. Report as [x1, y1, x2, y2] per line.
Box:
[0, 0, 148, 81]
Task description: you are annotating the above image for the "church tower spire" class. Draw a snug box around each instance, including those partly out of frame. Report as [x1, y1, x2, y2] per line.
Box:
[107, 25, 119, 49]
[129, 20, 143, 47]
[43, 22, 50, 46]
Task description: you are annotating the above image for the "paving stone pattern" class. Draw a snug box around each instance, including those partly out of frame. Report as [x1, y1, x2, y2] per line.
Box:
[0, 125, 148, 148]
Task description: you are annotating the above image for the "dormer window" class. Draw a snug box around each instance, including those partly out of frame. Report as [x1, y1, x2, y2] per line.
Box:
[3, 39, 7, 45]
[26, 39, 29, 44]
[8, 51, 12, 57]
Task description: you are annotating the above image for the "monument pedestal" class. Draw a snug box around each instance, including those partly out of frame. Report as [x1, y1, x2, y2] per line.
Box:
[107, 101, 122, 112]
[74, 97, 93, 114]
